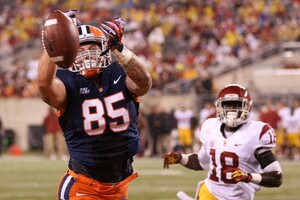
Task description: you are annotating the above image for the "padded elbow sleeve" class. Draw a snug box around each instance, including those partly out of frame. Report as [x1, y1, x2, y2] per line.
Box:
[255, 150, 277, 169]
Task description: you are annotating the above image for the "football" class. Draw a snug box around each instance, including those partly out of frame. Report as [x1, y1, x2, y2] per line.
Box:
[42, 10, 79, 69]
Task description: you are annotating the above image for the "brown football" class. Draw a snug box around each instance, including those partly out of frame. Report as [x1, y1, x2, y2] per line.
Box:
[42, 10, 79, 69]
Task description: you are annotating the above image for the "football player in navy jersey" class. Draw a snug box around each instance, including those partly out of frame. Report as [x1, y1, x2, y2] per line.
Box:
[37, 16, 152, 200]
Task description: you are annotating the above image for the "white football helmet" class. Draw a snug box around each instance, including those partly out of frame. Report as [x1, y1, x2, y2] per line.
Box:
[69, 25, 112, 78]
[215, 84, 252, 127]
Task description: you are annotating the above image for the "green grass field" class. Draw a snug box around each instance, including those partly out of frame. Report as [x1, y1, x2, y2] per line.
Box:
[0, 155, 299, 200]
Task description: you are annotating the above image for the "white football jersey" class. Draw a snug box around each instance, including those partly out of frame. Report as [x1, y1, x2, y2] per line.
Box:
[197, 118, 276, 200]
[277, 106, 290, 128]
[174, 109, 194, 129]
[283, 112, 300, 133]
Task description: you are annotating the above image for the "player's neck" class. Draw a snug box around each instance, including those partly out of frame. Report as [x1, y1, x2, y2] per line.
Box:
[224, 130, 234, 138]
[90, 75, 102, 88]
[225, 126, 239, 132]
[221, 123, 243, 138]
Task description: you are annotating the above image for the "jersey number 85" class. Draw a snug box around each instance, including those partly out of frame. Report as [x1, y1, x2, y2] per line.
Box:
[82, 92, 130, 136]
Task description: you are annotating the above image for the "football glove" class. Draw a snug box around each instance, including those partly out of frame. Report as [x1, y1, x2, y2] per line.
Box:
[161, 152, 182, 169]
[232, 168, 252, 183]
[63, 9, 81, 26]
[100, 17, 125, 54]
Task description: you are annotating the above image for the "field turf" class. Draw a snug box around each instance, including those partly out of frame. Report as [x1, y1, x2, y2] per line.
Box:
[0, 155, 299, 200]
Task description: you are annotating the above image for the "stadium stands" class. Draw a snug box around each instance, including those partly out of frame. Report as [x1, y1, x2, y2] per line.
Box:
[0, 0, 300, 97]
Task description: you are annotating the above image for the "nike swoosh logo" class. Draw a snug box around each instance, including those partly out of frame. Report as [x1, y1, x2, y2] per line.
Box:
[76, 192, 88, 197]
[113, 75, 122, 84]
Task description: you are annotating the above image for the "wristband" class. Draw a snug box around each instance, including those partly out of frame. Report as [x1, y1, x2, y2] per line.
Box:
[250, 173, 262, 184]
[112, 46, 133, 64]
[179, 154, 189, 166]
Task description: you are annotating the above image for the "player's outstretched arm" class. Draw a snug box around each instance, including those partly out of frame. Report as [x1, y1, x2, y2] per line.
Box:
[101, 18, 152, 97]
[114, 48, 152, 97]
[37, 51, 67, 110]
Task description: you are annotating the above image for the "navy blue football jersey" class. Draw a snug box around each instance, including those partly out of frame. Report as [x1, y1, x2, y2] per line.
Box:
[56, 62, 141, 166]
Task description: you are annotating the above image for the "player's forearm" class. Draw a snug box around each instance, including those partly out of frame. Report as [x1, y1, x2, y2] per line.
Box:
[37, 51, 66, 109]
[37, 51, 57, 91]
[253, 150, 283, 187]
[180, 153, 203, 171]
[112, 47, 152, 96]
[250, 171, 282, 187]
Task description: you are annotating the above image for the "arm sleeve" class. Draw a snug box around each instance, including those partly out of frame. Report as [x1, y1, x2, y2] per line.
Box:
[198, 145, 210, 169]
[263, 160, 282, 173]
[254, 148, 277, 169]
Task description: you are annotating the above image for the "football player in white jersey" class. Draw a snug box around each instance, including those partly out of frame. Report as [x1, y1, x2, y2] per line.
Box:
[162, 84, 283, 200]
[174, 106, 195, 153]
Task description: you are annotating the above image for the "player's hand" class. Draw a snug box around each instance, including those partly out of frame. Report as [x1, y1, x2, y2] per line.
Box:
[63, 10, 81, 26]
[161, 152, 182, 169]
[100, 18, 125, 53]
[64, 9, 78, 18]
[232, 168, 252, 183]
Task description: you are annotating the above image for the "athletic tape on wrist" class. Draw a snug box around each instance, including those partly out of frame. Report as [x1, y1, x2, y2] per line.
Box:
[250, 173, 262, 184]
[113, 46, 133, 64]
[179, 154, 189, 166]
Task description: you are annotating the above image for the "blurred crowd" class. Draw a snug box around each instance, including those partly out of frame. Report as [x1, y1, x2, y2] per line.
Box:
[138, 98, 300, 161]
[1, 95, 300, 161]
[0, 0, 300, 97]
